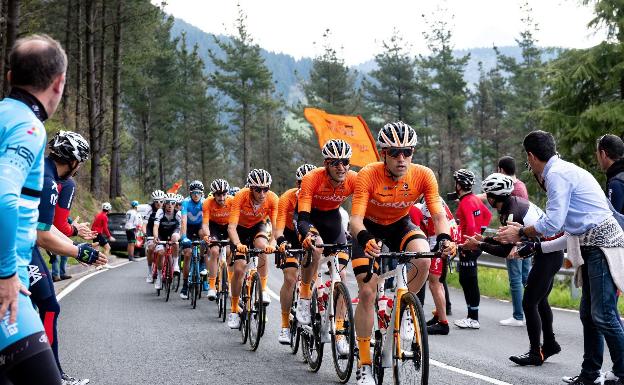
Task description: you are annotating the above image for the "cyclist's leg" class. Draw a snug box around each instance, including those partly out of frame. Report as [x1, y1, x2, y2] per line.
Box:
[231, 225, 252, 312]
[208, 246, 220, 289]
[170, 233, 180, 271]
[181, 244, 191, 286]
[428, 265, 448, 323]
[252, 225, 270, 291]
[146, 240, 155, 278]
[353, 267, 380, 368]
[280, 267, 297, 326]
[3, 348, 61, 385]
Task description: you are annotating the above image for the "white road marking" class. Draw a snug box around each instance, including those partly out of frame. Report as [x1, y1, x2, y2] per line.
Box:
[265, 286, 280, 301]
[430, 359, 514, 385]
[57, 261, 131, 301]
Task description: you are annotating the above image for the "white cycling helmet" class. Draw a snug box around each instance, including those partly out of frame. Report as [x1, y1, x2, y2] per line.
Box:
[482, 173, 514, 196]
[175, 194, 184, 204]
[247, 169, 272, 188]
[151, 190, 165, 202]
[189, 180, 204, 192]
[378, 121, 417, 148]
[164, 193, 177, 204]
[296, 164, 316, 181]
[210, 179, 230, 194]
[321, 139, 352, 159]
[102, 202, 112, 211]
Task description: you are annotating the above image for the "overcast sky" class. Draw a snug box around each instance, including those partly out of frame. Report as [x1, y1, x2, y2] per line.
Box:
[158, 0, 606, 65]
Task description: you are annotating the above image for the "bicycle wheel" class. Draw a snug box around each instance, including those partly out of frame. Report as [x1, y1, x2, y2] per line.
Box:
[164, 256, 172, 302]
[289, 284, 300, 354]
[240, 278, 249, 344]
[173, 270, 180, 293]
[373, 329, 385, 385]
[393, 292, 428, 385]
[216, 265, 222, 316]
[331, 281, 355, 383]
[303, 287, 323, 372]
[248, 272, 264, 351]
[220, 264, 229, 322]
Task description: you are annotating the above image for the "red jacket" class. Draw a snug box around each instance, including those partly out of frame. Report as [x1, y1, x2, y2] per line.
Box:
[455, 193, 492, 240]
[92, 211, 112, 238]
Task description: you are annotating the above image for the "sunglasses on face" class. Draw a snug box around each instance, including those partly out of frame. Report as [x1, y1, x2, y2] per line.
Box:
[252, 187, 269, 193]
[190, 191, 202, 196]
[154, 200, 163, 204]
[387, 148, 414, 158]
[214, 191, 227, 197]
[327, 158, 350, 167]
[165, 200, 176, 205]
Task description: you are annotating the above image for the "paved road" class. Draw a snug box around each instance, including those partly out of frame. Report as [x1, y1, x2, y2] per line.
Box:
[57, 259, 615, 385]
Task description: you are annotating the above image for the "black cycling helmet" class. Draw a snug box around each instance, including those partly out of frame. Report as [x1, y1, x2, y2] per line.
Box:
[189, 180, 204, 192]
[48, 130, 90, 163]
[453, 169, 476, 189]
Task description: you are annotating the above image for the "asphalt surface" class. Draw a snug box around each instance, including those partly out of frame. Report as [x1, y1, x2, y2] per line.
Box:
[57, 259, 617, 385]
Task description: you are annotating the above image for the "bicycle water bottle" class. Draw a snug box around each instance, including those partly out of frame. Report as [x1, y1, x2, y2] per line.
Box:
[377, 295, 390, 330]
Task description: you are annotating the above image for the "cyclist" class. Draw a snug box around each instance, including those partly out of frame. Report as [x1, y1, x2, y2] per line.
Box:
[201, 178, 233, 300]
[32, 130, 106, 385]
[463, 173, 564, 365]
[452, 168, 492, 330]
[91, 202, 115, 257]
[153, 193, 181, 291]
[350, 121, 456, 384]
[143, 190, 165, 283]
[227, 169, 278, 329]
[409, 197, 460, 335]
[275, 163, 316, 344]
[0, 34, 67, 385]
[295, 140, 357, 327]
[175, 194, 184, 211]
[179, 180, 206, 299]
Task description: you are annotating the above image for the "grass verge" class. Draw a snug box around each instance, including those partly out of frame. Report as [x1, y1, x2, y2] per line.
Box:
[446, 266, 624, 316]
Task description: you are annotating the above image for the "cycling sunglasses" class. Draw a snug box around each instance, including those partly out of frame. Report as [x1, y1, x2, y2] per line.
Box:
[327, 158, 350, 167]
[252, 187, 270, 193]
[213, 191, 227, 196]
[164, 200, 176, 205]
[190, 190, 203, 195]
[387, 148, 414, 158]
[154, 200, 164, 204]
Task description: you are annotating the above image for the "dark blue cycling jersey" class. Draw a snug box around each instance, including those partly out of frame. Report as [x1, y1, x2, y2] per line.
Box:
[181, 196, 204, 226]
[37, 157, 60, 232]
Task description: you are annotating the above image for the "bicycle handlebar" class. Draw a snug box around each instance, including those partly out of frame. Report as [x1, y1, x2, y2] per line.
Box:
[208, 240, 230, 248]
[156, 241, 178, 245]
[363, 250, 440, 283]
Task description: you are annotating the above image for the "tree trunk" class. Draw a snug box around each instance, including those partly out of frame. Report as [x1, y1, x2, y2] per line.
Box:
[109, 0, 122, 198]
[158, 148, 164, 189]
[74, 0, 83, 131]
[242, 102, 249, 181]
[3, 0, 19, 96]
[98, 0, 106, 130]
[85, 0, 100, 194]
[61, 0, 72, 127]
[141, 103, 151, 194]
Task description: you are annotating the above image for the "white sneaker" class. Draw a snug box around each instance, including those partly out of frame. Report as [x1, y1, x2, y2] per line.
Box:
[278, 327, 291, 345]
[356, 365, 375, 385]
[296, 298, 311, 325]
[173, 263, 180, 274]
[499, 317, 525, 327]
[146, 275, 153, 283]
[454, 318, 480, 329]
[154, 274, 162, 290]
[262, 291, 272, 305]
[228, 313, 241, 329]
[180, 288, 188, 299]
[200, 269, 208, 277]
[61, 373, 90, 385]
[336, 336, 350, 356]
[207, 289, 217, 301]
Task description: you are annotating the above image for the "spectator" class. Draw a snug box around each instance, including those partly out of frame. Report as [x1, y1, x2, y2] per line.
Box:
[597, 134, 624, 213]
[92, 202, 115, 257]
[497, 130, 624, 385]
[125, 200, 142, 261]
[498, 156, 529, 199]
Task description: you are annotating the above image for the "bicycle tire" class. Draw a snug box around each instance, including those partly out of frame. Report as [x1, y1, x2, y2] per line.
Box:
[248, 272, 264, 351]
[331, 281, 355, 383]
[373, 329, 384, 385]
[240, 278, 249, 344]
[164, 255, 172, 302]
[289, 284, 300, 354]
[220, 264, 228, 322]
[173, 271, 180, 293]
[216, 265, 222, 316]
[393, 292, 429, 385]
[305, 287, 323, 372]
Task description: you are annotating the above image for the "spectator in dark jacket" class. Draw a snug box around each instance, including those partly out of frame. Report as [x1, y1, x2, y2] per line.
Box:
[596, 134, 624, 213]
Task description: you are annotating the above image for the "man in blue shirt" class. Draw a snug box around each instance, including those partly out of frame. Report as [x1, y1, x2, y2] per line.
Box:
[0, 34, 66, 385]
[597, 134, 624, 214]
[498, 130, 624, 385]
[179, 180, 206, 299]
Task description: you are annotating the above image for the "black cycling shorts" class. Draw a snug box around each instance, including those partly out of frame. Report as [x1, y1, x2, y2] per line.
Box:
[181, 224, 203, 249]
[309, 208, 355, 267]
[352, 215, 426, 277]
[95, 233, 109, 246]
[125, 229, 136, 243]
[29, 247, 55, 301]
[208, 222, 228, 242]
[232, 221, 270, 262]
[0, 332, 59, 384]
[280, 227, 301, 270]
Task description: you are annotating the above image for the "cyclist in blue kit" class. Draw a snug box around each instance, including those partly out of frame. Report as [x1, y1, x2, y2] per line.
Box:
[0, 34, 67, 385]
[180, 180, 206, 299]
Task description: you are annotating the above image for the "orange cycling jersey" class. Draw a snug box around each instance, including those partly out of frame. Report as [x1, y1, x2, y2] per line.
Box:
[202, 195, 233, 226]
[351, 162, 443, 225]
[298, 168, 357, 212]
[277, 188, 298, 231]
[228, 187, 279, 229]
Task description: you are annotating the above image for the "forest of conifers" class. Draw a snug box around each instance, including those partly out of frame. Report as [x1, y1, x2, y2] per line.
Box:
[0, 0, 622, 201]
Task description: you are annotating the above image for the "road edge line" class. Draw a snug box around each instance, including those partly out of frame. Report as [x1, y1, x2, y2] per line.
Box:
[57, 261, 131, 301]
[430, 359, 513, 385]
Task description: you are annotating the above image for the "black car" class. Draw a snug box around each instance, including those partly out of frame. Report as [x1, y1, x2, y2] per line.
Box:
[107, 213, 145, 257]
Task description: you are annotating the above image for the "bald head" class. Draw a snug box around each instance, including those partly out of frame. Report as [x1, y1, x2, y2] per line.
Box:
[9, 34, 67, 91]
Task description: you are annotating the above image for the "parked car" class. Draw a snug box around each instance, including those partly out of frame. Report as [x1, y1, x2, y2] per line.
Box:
[108, 213, 145, 257]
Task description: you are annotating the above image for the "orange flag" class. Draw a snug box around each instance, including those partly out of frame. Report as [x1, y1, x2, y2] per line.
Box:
[167, 180, 184, 194]
[304, 107, 379, 167]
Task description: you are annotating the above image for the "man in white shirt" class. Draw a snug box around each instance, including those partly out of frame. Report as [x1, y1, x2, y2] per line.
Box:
[125, 200, 143, 261]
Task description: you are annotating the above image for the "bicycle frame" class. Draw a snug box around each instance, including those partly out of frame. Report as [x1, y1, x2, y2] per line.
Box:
[375, 251, 436, 368]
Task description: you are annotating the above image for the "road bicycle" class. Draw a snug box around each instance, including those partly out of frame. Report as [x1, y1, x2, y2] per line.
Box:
[368, 250, 438, 385]
[186, 240, 204, 309]
[210, 239, 230, 322]
[239, 248, 266, 351]
[154, 240, 177, 302]
[275, 247, 308, 355]
[300, 242, 355, 383]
